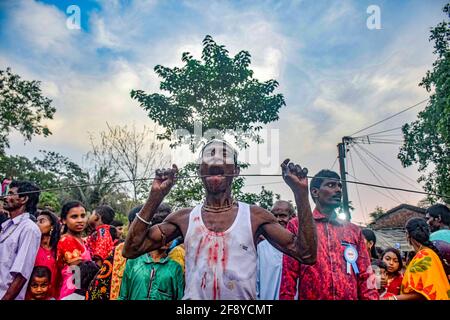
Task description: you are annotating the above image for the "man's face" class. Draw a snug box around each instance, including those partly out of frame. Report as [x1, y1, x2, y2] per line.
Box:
[313, 178, 342, 209]
[3, 187, 26, 212]
[199, 142, 238, 194]
[425, 212, 441, 232]
[271, 202, 292, 228]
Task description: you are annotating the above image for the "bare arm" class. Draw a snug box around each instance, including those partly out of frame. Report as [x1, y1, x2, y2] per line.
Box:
[1, 274, 27, 300]
[122, 165, 181, 259]
[259, 159, 317, 264]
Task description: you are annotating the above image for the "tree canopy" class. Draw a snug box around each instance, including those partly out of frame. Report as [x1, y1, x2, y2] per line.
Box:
[398, 3, 450, 204]
[131, 35, 286, 151]
[0, 68, 56, 154]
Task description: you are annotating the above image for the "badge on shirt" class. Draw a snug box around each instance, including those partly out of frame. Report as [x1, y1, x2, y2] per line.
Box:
[343, 245, 359, 275]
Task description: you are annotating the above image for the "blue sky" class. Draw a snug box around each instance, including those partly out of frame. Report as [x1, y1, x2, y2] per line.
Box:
[0, 0, 447, 223]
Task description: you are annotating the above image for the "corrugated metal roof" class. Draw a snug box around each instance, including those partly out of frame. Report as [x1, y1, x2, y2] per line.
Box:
[372, 228, 413, 252]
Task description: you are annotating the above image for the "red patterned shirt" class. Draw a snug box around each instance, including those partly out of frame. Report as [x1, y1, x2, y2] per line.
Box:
[86, 224, 114, 261]
[279, 208, 379, 300]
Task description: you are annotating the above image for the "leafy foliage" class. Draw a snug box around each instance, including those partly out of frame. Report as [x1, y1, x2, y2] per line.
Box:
[398, 4, 450, 204]
[0, 68, 56, 154]
[131, 35, 286, 151]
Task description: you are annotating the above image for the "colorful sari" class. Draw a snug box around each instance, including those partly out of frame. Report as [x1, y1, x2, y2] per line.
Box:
[401, 248, 450, 300]
[87, 242, 127, 300]
[56, 234, 92, 300]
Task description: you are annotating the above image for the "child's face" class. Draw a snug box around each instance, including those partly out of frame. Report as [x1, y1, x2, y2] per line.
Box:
[383, 251, 400, 274]
[30, 276, 50, 300]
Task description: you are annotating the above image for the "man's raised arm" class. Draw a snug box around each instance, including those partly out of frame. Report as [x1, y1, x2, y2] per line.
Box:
[122, 165, 178, 259]
[261, 159, 317, 264]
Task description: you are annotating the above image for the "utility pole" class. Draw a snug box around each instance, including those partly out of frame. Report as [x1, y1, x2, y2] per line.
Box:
[337, 137, 351, 220]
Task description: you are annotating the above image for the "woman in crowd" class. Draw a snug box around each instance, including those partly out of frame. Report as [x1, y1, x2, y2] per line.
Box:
[384, 218, 450, 300]
[362, 228, 379, 261]
[56, 201, 92, 300]
[380, 248, 403, 296]
[32, 210, 61, 299]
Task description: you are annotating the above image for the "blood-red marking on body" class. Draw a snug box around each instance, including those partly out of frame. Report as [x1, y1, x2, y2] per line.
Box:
[201, 272, 207, 290]
[212, 272, 220, 300]
[221, 236, 228, 271]
[195, 234, 209, 266]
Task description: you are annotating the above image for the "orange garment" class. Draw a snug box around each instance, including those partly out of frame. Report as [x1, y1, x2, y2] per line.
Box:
[401, 248, 450, 300]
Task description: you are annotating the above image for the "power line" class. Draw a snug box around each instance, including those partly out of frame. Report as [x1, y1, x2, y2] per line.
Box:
[330, 156, 338, 170]
[352, 127, 403, 138]
[355, 144, 421, 190]
[348, 149, 368, 224]
[4, 173, 449, 200]
[350, 146, 404, 203]
[350, 98, 428, 136]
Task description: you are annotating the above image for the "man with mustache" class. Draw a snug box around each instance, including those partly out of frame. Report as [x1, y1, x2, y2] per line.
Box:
[279, 170, 379, 300]
[0, 180, 41, 300]
[123, 139, 317, 300]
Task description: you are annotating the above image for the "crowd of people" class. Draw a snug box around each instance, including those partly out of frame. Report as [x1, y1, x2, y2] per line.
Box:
[0, 139, 449, 300]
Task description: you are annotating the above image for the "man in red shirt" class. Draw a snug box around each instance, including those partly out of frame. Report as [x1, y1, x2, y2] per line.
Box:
[279, 169, 379, 300]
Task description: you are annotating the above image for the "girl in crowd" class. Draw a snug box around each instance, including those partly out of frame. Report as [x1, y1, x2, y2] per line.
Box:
[33, 210, 60, 299]
[385, 218, 450, 300]
[26, 266, 54, 300]
[61, 261, 99, 300]
[57, 201, 92, 300]
[362, 228, 379, 261]
[381, 248, 403, 296]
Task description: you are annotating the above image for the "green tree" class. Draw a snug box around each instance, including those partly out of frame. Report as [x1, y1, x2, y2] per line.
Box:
[0, 68, 56, 154]
[131, 35, 286, 151]
[38, 192, 61, 213]
[369, 205, 386, 223]
[398, 3, 450, 204]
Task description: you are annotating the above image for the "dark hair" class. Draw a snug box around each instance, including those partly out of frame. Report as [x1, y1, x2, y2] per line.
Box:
[371, 259, 387, 270]
[362, 228, 379, 259]
[426, 204, 450, 226]
[37, 210, 61, 256]
[128, 205, 143, 225]
[381, 247, 403, 273]
[151, 203, 172, 225]
[110, 225, 118, 241]
[78, 261, 99, 291]
[30, 266, 52, 282]
[405, 217, 447, 270]
[110, 220, 123, 227]
[93, 205, 115, 225]
[60, 200, 86, 234]
[9, 180, 40, 217]
[309, 170, 340, 200]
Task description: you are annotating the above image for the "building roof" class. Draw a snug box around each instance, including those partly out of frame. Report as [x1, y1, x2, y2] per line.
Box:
[384, 204, 426, 216]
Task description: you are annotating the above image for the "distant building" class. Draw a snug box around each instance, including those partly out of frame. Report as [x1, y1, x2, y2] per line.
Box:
[367, 204, 426, 252]
[369, 204, 426, 230]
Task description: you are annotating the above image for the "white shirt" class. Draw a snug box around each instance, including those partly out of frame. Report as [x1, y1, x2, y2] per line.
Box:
[183, 202, 257, 300]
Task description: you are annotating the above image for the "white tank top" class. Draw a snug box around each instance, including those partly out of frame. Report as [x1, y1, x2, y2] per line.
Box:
[183, 202, 257, 300]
